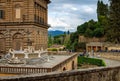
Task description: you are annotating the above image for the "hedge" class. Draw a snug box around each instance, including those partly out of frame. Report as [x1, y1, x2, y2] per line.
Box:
[47, 48, 58, 51]
[78, 56, 106, 66]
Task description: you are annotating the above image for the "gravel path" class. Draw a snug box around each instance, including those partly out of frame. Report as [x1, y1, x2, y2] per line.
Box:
[100, 58, 120, 67]
[90, 56, 120, 67]
[93, 57, 120, 67]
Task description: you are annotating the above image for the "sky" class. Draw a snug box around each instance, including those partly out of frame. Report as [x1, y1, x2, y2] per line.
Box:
[48, 0, 109, 32]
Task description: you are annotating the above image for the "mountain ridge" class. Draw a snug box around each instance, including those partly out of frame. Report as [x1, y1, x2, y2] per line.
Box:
[48, 30, 65, 36]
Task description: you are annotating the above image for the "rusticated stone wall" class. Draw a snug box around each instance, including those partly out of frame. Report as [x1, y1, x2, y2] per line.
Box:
[0, 0, 50, 53]
[0, 66, 120, 81]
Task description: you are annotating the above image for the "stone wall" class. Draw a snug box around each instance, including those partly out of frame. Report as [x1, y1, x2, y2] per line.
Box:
[0, 66, 120, 81]
[79, 35, 105, 43]
[0, 0, 49, 53]
[95, 52, 120, 61]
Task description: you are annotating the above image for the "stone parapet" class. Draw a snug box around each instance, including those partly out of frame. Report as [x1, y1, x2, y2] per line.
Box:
[0, 66, 120, 81]
[96, 52, 120, 61]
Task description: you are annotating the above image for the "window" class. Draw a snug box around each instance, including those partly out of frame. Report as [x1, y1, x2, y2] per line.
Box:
[0, 10, 5, 19]
[15, 8, 21, 19]
[14, 4, 21, 19]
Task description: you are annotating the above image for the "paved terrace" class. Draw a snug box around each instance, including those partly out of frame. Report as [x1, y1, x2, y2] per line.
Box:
[0, 54, 77, 74]
[0, 54, 74, 68]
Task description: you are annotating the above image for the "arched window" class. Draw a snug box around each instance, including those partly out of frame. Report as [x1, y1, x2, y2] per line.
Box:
[72, 61, 75, 70]
[14, 4, 21, 19]
[63, 67, 66, 71]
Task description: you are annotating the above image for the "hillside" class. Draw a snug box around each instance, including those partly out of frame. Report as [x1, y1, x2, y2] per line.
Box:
[48, 30, 65, 37]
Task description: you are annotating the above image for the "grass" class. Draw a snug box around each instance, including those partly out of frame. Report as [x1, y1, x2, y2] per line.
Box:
[78, 56, 106, 66]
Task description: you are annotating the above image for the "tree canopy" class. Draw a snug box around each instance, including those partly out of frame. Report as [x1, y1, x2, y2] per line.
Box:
[106, 0, 120, 43]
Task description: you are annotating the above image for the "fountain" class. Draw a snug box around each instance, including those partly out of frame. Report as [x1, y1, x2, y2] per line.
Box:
[24, 50, 29, 59]
[38, 49, 41, 58]
[2, 46, 51, 65]
[4, 52, 11, 59]
[8, 57, 25, 64]
[47, 56, 50, 62]
[8, 49, 15, 58]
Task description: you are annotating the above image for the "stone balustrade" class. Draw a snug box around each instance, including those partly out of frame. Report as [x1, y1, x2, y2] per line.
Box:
[0, 66, 51, 74]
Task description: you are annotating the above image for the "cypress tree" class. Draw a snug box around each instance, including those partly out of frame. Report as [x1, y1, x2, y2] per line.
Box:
[97, 0, 109, 37]
[107, 0, 120, 43]
[97, 0, 108, 22]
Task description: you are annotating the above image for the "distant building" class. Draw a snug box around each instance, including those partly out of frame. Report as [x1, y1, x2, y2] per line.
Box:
[78, 35, 107, 52]
[0, 0, 50, 54]
[86, 42, 120, 52]
[86, 42, 107, 52]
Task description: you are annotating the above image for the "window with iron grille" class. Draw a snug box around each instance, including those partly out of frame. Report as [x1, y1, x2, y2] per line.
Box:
[0, 10, 5, 19]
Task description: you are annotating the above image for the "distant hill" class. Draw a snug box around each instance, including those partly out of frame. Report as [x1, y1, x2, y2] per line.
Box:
[48, 30, 65, 37]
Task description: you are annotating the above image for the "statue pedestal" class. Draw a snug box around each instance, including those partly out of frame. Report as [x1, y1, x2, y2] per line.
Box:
[12, 53, 15, 58]
[38, 53, 41, 58]
[24, 53, 29, 58]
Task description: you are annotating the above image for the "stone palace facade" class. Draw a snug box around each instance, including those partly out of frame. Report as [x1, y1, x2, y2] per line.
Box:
[0, 0, 50, 54]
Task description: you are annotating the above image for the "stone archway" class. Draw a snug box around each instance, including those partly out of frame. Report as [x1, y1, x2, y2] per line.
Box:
[12, 33, 23, 50]
[0, 34, 6, 54]
[63, 67, 66, 71]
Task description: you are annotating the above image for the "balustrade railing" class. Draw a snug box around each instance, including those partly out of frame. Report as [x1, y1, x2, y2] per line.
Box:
[0, 66, 50, 74]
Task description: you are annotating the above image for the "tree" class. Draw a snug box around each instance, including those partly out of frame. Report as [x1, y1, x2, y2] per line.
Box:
[93, 28, 104, 37]
[87, 19, 96, 31]
[53, 34, 65, 45]
[77, 20, 98, 37]
[66, 32, 79, 51]
[97, 0, 108, 22]
[106, 0, 120, 43]
[84, 28, 93, 37]
[48, 35, 53, 47]
[77, 22, 88, 35]
[67, 30, 70, 35]
[97, 0, 109, 37]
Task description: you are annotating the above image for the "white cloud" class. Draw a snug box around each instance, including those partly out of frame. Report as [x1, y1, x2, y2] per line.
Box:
[62, 4, 78, 11]
[48, 0, 109, 32]
[48, 13, 85, 32]
[81, 5, 95, 14]
[49, 17, 69, 27]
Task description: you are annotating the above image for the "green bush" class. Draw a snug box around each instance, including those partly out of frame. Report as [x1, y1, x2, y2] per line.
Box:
[52, 48, 58, 51]
[78, 56, 106, 66]
[47, 48, 58, 51]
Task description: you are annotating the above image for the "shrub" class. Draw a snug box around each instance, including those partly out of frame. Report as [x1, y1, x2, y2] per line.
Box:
[47, 48, 58, 51]
[52, 48, 58, 51]
[78, 56, 106, 66]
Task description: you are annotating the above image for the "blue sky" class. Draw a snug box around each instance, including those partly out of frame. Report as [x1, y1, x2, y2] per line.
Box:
[48, 0, 109, 32]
